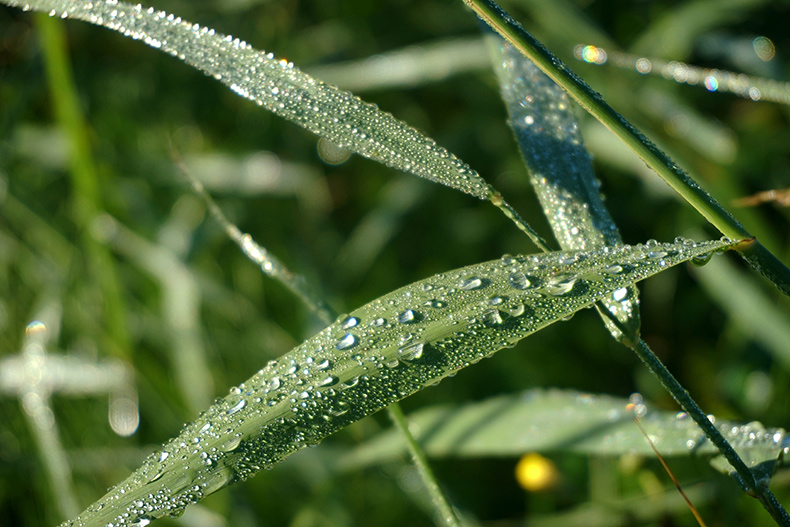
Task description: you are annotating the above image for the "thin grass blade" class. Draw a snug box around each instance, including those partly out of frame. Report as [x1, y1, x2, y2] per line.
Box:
[489, 36, 640, 344]
[341, 389, 787, 467]
[58, 237, 737, 527]
[2, 0, 493, 201]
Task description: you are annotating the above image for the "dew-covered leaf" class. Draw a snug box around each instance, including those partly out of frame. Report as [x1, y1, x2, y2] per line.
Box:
[56, 237, 737, 527]
[489, 36, 640, 343]
[3, 0, 493, 200]
[339, 389, 787, 473]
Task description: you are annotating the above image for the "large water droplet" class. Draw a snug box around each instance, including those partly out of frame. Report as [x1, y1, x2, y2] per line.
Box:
[459, 277, 484, 290]
[397, 309, 417, 324]
[227, 398, 246, 415]
[545, 276, 577, 296]
[336, 333, 358, 350]
[482, 309, 504, 326]
[612, 288, 628, 302]
[340, 316, 359, 329]
[397, 342, 425, 361]
[508, 272, 531, 290]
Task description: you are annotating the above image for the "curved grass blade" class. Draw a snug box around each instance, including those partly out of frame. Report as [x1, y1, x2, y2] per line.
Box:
[575, 44, 790, 106]
[2, 0, 551, 250]
[58, 237, 737, 527]
[463, 0, 790, 298]
[489, 36, 640, 344]
[2, 1, 490, 196]
[340, 389, 786, 466]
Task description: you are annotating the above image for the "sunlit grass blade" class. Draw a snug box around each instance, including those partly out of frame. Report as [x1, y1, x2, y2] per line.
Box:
[488, 35, 640, 345]
[57, 237, 737, 527]
[340, 389, 786, 466]
[1, 0, 555, 250]
[178, 159, 464, 527]
[575, 44, 790, 105]
[462, 0, 790, 297]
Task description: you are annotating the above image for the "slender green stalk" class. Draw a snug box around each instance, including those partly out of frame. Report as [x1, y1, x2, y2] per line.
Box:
[178, 159, 462, 527]
[462, 0, 790, 297]
[35, 13, 132, 358]
[629, 336, 790, 526]
[388, 404, 463, 527]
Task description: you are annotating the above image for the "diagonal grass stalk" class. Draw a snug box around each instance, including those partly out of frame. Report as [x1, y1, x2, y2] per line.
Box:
[462, 0, 790, 297]
[177, 158, 465, 527]
[55, 238, 738, 527]
[35, 13, 132, 360]
[482, 14, 789, 525]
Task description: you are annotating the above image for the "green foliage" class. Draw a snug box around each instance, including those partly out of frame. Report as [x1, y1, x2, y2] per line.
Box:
[1, 1, 789, 526]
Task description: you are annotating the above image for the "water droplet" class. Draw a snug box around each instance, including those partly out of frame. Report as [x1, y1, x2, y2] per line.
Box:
[397, 309, 417, 324]
[336, 333, 358, 350]
[158, 451, 170, 462]
[220, 436, 242, 452]
[370, 317, 386, 327]
[227, 398, 246, 415]
[319, 375, 339, 387]
[265, 377, 281, 391]
[340, 316, 359, 329]
[482, 309, 504, 326]
[508, 303, 526, 317]
[604, 264, 623, 275]
[425, 299, 447, 308]
[488, 296, 505, 306]
[397, 342, 425, 361]
[459, 277, 484, 290]
[612, 288, 628, 302]
[316, 359, 331, 370]
[545, 276, 577, 296]
[508, 272, 531, 290]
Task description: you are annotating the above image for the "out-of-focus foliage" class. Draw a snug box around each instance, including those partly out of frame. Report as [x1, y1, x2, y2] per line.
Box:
[1, 0, 789, 526]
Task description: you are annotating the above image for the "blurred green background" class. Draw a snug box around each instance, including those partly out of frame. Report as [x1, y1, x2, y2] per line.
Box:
[1, 0, 790, 525]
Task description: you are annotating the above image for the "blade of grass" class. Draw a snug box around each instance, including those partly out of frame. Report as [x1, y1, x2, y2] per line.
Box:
[3, 0, 550, 251]
[462, 0, 790, 297]
[35, 13, 132, 359]
[56, 237, 738, 527]
[174, 157, 465, 527]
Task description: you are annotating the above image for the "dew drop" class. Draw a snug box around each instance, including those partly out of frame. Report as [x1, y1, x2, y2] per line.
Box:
[370, 317, 387, 327]
[459, 277, 484, 290]
[319, 375, 339, 387]
[336, 333, 358, 350]
[612, 288, 628, 302]
[397, 309, 417, 324]
[227, 399, 246, 415]
[508, 272, 531, 290]
[604, 264, 623, 275]
[265, 377, 281, 392]
[508, 303, 526, 317]
[220, 436, 242, 452]
[545, 276, 578, 296]
[397, 342, 425, 361]
[482, 309, 504, 326]
[340, 316, 359, 329]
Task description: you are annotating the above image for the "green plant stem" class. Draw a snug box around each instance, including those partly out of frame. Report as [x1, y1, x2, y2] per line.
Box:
[35, 13, 132, 358]
[183, 160, 461, 526]
[388, 404, 463, 527]
[462, 0, 790, 297]
[629, 337, 790, 526]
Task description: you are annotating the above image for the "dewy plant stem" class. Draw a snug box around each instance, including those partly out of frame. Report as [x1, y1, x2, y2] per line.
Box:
[462, 0, 790, 297]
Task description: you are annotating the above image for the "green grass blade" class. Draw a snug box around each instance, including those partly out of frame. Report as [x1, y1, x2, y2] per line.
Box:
[340, 389, 786, 466]
[4, 1, 492, 201]
[462, 0, 790, 297]
[488, 35, 640, 344]
[57, 237, 737, 527]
